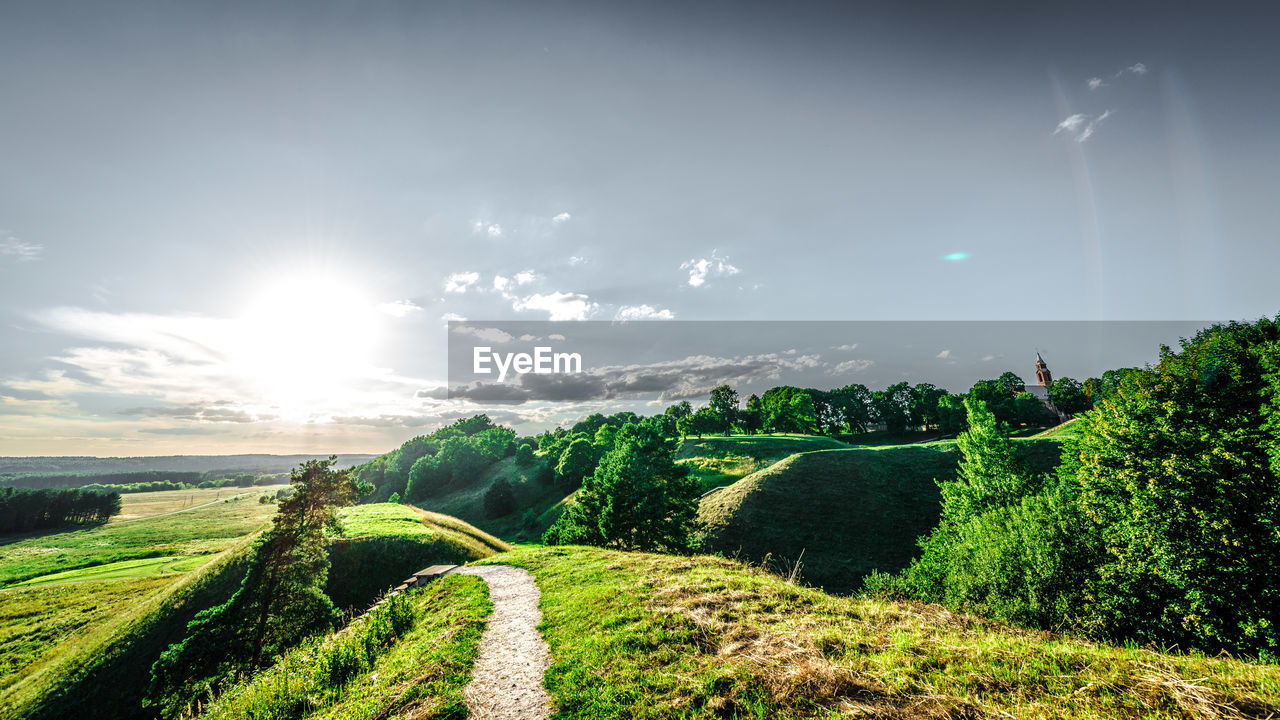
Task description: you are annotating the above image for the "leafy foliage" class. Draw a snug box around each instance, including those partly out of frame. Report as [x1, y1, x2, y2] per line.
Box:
[545, 423, 700, 552]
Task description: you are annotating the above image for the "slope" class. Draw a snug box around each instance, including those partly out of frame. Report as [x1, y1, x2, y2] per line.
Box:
[697, 439, 1064, 593]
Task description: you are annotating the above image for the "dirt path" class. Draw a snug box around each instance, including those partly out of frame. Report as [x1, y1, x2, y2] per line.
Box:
[453, 565, 552, 720]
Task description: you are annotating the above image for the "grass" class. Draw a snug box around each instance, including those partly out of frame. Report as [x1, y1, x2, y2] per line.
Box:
[411, 455, 569, 542]
[325, 503, 509, 610]
[110, 484, 287, 522]
[0, 575, 176, 691]
[483, 545, 1280, 719]
[0, 489, 279, 586]
[697, 440, 1065, 593]
[201, 574, 490, 720]
[9, 554, 213, 587]
[0, 531, 259, 720]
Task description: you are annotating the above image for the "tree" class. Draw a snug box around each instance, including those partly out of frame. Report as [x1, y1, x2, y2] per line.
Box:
[708, 384, 739, 434]
[910, 383, 947, 430]
[484, 480, 516, 518]
[148, 457, 363, 715]
[1047, 377, 1090, 416]
[1070, 319, 1280, 655]
[739, 393, 765, 434]
[942, 398, 1035, 524]
[830, 384, 873, 433]
[1013, 392, 1052, 426]
[544, 423, 699, 552]
[554, 438, 595, 489]
[515, 442, 536, 466]
[870, 383, 912, 434]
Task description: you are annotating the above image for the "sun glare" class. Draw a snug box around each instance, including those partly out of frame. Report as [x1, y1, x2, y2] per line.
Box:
[234, 272, 381, 418]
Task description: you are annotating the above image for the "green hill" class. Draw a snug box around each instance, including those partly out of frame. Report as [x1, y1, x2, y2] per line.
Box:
[697, 439, 1065, 593]
[408, 455, 570, 541]
[677, 433, 852, 492]
[483, 545, 1280, 719]
[326, 503, 509, 610]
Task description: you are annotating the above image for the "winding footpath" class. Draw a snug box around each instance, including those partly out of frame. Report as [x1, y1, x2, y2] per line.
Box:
[452, 565, 553, 720]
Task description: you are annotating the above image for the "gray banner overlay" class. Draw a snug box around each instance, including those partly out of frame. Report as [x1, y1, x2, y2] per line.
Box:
[444, 321, 1209, 405]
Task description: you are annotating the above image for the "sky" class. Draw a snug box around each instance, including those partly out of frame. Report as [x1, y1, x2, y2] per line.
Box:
[1, 1, 1277, 455]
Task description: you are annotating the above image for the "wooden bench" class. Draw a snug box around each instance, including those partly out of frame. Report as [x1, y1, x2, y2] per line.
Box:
[407, 564, 457, 587]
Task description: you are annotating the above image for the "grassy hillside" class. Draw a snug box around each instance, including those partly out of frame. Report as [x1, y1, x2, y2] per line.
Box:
[325, 503, 509, 610]
[201, 574, 489, 720]
[410, 455, 569, 541]
[697, 439, 1064, 593]
[677, 434, 851, 492]
[486, 545, 1280, 719]
[0, 532, 259, 720]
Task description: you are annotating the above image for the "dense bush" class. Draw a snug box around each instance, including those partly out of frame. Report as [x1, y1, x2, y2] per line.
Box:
[881, 318, 1280, 658]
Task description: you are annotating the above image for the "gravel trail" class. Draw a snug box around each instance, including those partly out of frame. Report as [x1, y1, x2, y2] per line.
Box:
[452, 565, 552, 720]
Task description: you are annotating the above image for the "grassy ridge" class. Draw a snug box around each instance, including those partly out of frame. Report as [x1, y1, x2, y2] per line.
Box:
[201, 574, 489, 720]
[485, 545, 1280, 719]
[325, 503, 508, 610]
[697, 439, 1064, 593]
[0, 532, 259, 720]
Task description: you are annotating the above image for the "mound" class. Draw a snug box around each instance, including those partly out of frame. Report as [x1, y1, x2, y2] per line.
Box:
[488, 545, 1280, 719]
[697, 439, 1064, 593]
[325, 503, 509, 610]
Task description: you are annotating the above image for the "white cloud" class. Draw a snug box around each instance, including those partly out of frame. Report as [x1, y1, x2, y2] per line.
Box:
[511, 291, 597, 321]
[377, 299, 422, 318]
[832, 343, 859, 351]
[981, 354, 997, 362]
[568, 255, 585, 266]
[0, 232, 42, 262]
[1087, 77, 1105, 91]
[830, 358, 873, 374]
[1054, 110, 1112, 142]
[1127, 62, 1147, 75]
[473, 221, 503, 237]
[681, 251, 741, 287]
[514, 270, 537, 285]
[936, 349, 952, 359]
[441, 312, 467, 323]
[493, 275, 511, 292]
[549, 333, 566, 341]
[452, 325, 515, 343]
[615, 304, 675, 321]
[444, 271, 480, 293]
[552, 212, 572, 224]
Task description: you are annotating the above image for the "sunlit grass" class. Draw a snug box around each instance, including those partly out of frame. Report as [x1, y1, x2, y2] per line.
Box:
[483, 545, 1280, 719]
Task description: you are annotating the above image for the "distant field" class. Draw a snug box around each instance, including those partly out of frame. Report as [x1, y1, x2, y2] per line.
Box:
[112, 484, 286, 522]
[0, 489, 281, 587]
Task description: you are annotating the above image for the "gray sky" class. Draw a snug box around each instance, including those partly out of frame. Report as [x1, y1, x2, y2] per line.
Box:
[1, 1, 1277, 454]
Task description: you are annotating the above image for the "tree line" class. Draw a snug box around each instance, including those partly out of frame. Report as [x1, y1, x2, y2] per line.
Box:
[0, 487, 122, 533]
[0, 469, 290, 492]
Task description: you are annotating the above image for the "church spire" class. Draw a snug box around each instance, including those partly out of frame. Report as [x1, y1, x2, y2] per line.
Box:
[1035, 352, 1052, 387]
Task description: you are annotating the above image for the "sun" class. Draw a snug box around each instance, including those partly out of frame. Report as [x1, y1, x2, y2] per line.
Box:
[233, 271, 382, 418]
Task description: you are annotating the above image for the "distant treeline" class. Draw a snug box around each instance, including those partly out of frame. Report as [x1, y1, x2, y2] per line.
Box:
[0, 471, 291, 492]
[0, 487, 122, 533]
[0, 454, 376, 476]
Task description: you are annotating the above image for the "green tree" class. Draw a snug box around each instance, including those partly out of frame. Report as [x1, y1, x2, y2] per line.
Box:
[1013, 392, 1052, 426]
[1070, 319, 1280, 655]
[147, 457, 363, 715]
[739, 393, 765, 434]
[484, 479, 516, 518]
[544, 423, 699, 552]
[555, 437, 595, 489]
[1047, 377, 1090, 416]
[708, 384, 739, 434]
